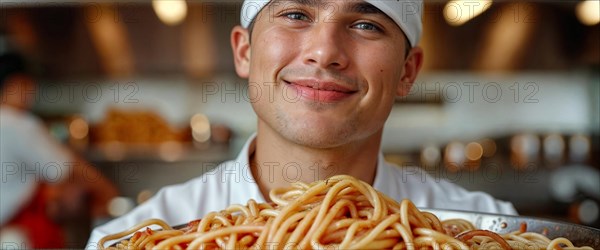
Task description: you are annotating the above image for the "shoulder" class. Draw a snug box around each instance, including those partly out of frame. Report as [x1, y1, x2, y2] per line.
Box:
[0, 107, 41, 131]
[378, 161, 517, 215]
[0, 107, 53, 146]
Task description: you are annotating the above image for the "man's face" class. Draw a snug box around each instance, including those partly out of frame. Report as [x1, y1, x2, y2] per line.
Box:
[235, 0, 419, 148]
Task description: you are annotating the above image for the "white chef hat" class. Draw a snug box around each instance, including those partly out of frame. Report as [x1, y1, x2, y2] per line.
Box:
[239, 0, 423, 46]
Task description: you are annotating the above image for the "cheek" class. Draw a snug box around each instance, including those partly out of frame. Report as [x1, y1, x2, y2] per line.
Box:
[361, 59, 402, 101]
[354, 47, 404, 128]
[373, 45, 404, 81]
[250, 29, 298, 82]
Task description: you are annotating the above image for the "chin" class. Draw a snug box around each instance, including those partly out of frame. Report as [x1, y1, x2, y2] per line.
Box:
[280, 124, 357, 149]
[288, 134, 344, 149]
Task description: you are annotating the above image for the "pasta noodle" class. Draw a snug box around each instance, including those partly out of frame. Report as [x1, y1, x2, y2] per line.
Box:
[98, 175, 594, 250]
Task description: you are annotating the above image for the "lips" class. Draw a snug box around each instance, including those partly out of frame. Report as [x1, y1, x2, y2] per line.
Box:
[285, 79, 357, 103]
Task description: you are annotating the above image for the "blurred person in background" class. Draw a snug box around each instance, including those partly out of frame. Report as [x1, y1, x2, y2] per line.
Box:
[0, 52, 119, 248]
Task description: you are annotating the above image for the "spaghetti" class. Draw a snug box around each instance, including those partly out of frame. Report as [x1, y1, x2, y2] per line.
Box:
[99, 175, 593, 250]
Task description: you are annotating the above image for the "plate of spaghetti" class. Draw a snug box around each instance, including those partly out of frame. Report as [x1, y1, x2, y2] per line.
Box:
[99, 175, 599, 249]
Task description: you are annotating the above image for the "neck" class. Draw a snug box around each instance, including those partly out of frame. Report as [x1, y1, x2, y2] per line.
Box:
[250, 122, 381, 201]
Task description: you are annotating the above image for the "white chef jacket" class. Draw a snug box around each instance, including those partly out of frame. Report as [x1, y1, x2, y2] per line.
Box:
[87, 135, 517, 248]
[0, 106, 72, 225]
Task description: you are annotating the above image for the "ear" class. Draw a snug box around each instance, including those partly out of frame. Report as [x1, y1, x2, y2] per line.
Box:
[230, 25, 251, 78]
[396, 46, 424, 97]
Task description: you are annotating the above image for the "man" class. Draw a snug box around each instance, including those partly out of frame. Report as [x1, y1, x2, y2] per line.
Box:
[0, 52, 118, 248]
[88, 0, 516, 247]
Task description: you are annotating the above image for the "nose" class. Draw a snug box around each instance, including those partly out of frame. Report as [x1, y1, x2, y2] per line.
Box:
[302, 25, 349, 70]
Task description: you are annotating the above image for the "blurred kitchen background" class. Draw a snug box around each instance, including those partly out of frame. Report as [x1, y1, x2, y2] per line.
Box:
[1, 0, 599, 248]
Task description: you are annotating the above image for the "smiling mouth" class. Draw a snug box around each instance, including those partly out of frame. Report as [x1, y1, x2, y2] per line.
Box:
[284, 80, 358, 103]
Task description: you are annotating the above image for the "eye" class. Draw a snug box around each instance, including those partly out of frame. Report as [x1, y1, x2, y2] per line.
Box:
[283, 11, 311, 22]
[352, 22, 382, 32]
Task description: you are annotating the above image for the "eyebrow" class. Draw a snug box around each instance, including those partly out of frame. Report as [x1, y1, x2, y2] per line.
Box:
[272, 0, 319, 7]
[272, 0, 385, 16]
[297, 0, 319, 6]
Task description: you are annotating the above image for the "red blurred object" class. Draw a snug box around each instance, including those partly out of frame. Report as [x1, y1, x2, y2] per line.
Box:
[5, 184, 65, 248]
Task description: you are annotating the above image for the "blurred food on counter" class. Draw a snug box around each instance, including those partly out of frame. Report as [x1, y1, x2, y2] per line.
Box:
[44, 108, 234, 162]
[87, 108, 232, 147]
[92, 108, 190, 144]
